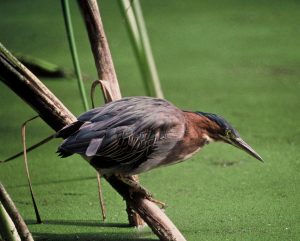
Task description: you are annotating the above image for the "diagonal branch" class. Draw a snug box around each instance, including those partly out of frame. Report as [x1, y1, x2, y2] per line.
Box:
[77, 0, 121, 102]
[77, 0, 144, 227]
[0, 43, 76, 131]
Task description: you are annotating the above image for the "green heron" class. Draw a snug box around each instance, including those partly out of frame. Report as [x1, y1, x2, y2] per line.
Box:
[57, 96, 262, 201]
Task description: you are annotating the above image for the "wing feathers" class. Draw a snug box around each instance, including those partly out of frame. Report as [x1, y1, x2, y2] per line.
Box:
[86, 138, 103, 157]
[57, 97, 185, 174]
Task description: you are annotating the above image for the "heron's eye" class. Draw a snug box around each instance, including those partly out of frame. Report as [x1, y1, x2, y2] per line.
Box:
[225, 129, 232, 138]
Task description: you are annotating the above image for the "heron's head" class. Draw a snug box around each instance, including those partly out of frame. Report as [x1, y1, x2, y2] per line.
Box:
[196, 112, 263, 162]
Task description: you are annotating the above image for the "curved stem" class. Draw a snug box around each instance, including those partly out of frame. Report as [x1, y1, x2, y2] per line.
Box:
[21, 116, 42, 224]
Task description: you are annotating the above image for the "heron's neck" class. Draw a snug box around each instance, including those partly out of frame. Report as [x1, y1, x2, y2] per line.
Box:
[183, 111, 219, 143]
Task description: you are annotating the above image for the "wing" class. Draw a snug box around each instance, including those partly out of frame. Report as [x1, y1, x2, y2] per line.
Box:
[57, 97, 185, 174]
[89, 127, 161, 171]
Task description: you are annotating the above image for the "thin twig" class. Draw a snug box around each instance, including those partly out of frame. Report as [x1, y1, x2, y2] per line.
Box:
[90, 80, 102, 107]
[21, 116, 42, 224]
[96, 173, 106, 221]
[90, 84, 107, 221]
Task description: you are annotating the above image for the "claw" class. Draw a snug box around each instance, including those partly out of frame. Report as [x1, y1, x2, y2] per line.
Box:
[146, 196, 166, 209]
[116, 175, 166, 209]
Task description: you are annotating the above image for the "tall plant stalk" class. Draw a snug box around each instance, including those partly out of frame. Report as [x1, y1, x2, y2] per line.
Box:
[118, 0, 164, 98]
[61, 0, 89, 111]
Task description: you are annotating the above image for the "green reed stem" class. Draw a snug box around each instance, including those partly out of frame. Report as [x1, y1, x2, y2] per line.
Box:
[61, 0, 89, 111]
[118, 0, 164, 98]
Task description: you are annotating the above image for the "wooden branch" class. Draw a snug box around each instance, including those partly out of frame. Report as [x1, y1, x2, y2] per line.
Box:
[0, 43, 75, 131]
[0, 183, 33, 241]
[78, 0, 121, 102]
[77, 0, 144, 227]
[0, 33, 186, 241]
[0, 202, 21, 241]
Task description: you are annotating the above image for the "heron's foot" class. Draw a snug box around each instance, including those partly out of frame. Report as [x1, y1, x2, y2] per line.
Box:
[146, 196, 166, 209]
[117, 175, 166, 209]
[131, 185, 166, 209]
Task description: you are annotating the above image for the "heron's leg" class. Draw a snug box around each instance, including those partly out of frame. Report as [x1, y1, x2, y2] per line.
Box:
[96, 172, 106, 221]
[117, 175, 166, 209]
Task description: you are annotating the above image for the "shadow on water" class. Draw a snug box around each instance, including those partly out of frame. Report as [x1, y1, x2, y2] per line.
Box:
[6, 175, 95, 188]
[28, 219, 157, 241]
[33, 232, 156, 241]
[26, 219, 130, 228]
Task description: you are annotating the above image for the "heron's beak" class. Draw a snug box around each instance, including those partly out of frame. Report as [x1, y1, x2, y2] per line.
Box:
[220, 134, 263, 162]
[230, 137, 263, 162]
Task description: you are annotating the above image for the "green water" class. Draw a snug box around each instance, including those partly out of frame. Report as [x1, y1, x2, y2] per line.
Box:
[0, 0, 299, 240]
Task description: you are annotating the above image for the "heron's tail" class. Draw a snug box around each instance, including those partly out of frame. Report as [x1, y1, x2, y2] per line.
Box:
[55, 121, 84, 139]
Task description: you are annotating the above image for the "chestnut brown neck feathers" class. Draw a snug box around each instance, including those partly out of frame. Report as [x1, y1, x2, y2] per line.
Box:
[160, 111, 221, 166]
[184, 111, 222, 141]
